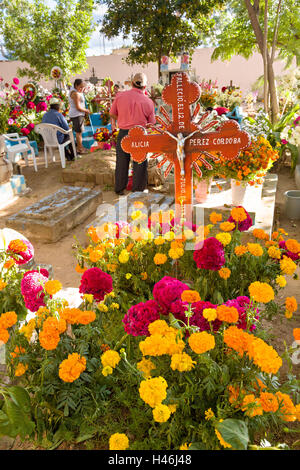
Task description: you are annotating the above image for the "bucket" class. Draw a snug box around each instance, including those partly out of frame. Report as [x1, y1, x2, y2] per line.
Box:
[231, 179, 247, 206]
[284, 190, 300, 220]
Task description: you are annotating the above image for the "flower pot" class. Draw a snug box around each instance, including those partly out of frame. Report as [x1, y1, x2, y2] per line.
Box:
[284, 190, 300, 220]
[231, 179, 247, 206]
[194, 178, 212, 203]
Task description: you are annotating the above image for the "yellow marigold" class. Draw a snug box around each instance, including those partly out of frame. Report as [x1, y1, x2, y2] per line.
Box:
[141, 272, 148, 280]
[137, 358, 156, 378]
[154, 236, 165, 246]
[218, 267, 231, 280]
[285, 296, 297, 313]
[139, 376, 168, 408]
[44, 280, 62, 296]
[285, 310, 293, 319]
[223, 326, 250, 357]
[102, 365, 113, 376]
[139, 331, 185, 357]
[75, 263, 87, 274]
[110, 303, 119, 310]
[0, 280, 7, 291]
[253, 229, 270, 241]
[15, 363, 28, 377]
[215, 423, 232, 449]
[101, 350, 121, 369]
[293, 328, 300, 342]
[153, 253, 168, 265]
[168, 247, 184, 259]
[181, 290, 201, 304]
[148, 320, 172, 336]
[219, 221, 236, 232]
[230, 207, 247, 222]
[248, 281, 274, 303]
[209, 212, 222, 224]
[4, 259, 15, 270]
[247, 243, 263, 257]
[188, 331, 215, 354]
[0, 328, 9, 344]
[216, 232, 232, 247]
[205, 408, 215, 420]
[259, 392, 279, 413]
[59, 353, 86, 383]
[163, 231, 175, 241]
[19, 319, 36, 342]
[97, 302, 108, 312]
[276, 275, 286, 288]
[168, 404, 177, 414]
[39, 329, 60, 350]
[125, 273, 132, 280]
[276, 392, 297, 422]
[234, 245, 248, 256]
[280, 256, 297, 275]
[203, 308, 217, 322]
[83, 294, 94, 304]
[179, 443, 192, 450]
[118, 249, 130, 264]
[89, 249, 104, 263]
[7, 239, 27, 253]
[241, 394, 263, 417]
[247, 336, 282, 374]
[216, 305, 239, 323]
[268, 246, 281, 259]
[152, 404, 171, 423]
[0, 311, 17, 329]
[285, 239, 300, 254]
[109, 433, 129, 450]
[170, 352, 196, 372]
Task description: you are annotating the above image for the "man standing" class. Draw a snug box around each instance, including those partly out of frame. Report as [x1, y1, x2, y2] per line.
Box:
[109, 72, 156, 195]
[42, 97, 75, 161]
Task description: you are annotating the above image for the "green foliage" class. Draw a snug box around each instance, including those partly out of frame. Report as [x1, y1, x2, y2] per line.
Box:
[0, 385, 35, 439]
[216, 418, 249, 450]
[98, 0, 226, 71]
[1, 0, 95, 80]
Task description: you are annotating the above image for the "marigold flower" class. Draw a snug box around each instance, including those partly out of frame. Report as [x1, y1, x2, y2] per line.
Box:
[205, 408, 215, 420]
[179, 443, 192, 450]
[148, 320, 172, 336]
[0, 311, 17, 329]
[39, 329, 60, 350]
[7, 239, 27, 254]
[89, 249, 104, 263]
[248, 281, 274, 303]
[293, 328, 300, 342]
[280, 256, 297, 275]
[141, 272, 148, 280]
[44, 280, 62, 296]
[152, 404, 171, 423]
[15, 363, 28, 377]
[215, 424, 232, 448]
[216, 232, 232, 247]
[268, 246, 281, 259]
[163, 231, 175, 241]
[170, 352, 196, 372]
[219, 221, 236, 232]
[154, 236, 165, 246]
[101, 350, 121, 369]
[247, 243, 263, 257]
[19, 319, 36, 342]
[102, 365, 113, 376]
[59, 353, 86, 383]
[209, 212, 222, 224]
[253, 229, 269, 241]
[181, 290, 201, 303]
[125, 273, 132, 280]
[109, 433, 129, 450]
[218, 267, 231, 280]
[137, 358, 156, 378]
[0, 280, 8, 291]
[234, 245, 248, 256]
[0, 328, 9, 344]
[188, 331, 215, 354]
[259, 392, 279, 413]
[285, 297, 297, 313]
[230, 207, 247, 222]
[139, 376, 168, 408]
[75, 263, 87, 274]
[10, 346, 26, 359]
[275, 392, 297, 422]
[83, 294, 94, 303]
[241, 394, 263, 417]
[228, 384, 245, 407]
[168, 247, 184, 259]
[118, 249, 130, 264]
[285, 239, 300, 254]
[216, 305, 239, 323]
[285, 310, 293, 319]
[203, 308, 217, 322]
[223, 326, 250, 357]
[3, 259, 16, 270]
[168, 404, 177, 414]
[154, 253, 168, 265]
[247, 336, 282, 374]
[276, 275, 286, 288]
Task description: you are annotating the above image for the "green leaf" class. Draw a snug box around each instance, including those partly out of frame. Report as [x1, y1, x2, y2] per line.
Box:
[216, 419, 249, 450]
[0, 409, 13, 437]
[7, 386, 32, 414]
[189, 442, 207, 450]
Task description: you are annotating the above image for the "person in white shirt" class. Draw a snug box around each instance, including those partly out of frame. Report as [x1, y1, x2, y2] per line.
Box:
[68, 79, 90, 154]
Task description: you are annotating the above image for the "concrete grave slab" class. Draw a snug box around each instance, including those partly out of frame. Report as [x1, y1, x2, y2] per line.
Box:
[6, 186, 103, 243]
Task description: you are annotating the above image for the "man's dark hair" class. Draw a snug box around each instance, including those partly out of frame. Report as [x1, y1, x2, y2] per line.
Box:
[132, 81, 144, 89]
[50, 103, 60, 111]
[74, 78, 84, 88]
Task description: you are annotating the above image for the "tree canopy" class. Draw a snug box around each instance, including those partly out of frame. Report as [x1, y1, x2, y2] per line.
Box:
[1, 0, 96, 81]
[98, 0, 226, 76]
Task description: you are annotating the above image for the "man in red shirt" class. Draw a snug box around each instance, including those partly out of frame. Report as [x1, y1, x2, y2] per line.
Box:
[109, 72, 156, 195]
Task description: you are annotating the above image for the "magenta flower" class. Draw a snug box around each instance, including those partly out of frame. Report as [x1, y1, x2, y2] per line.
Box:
[11, 85, 18, 91]
[27, 101, 35, 109]
[36, 101, 48, 112]
[193, 237, 225, 271]
[7, 118, 14, 126]
[227, 206, 253, 232]
[281, 139, 288, 145]
[122, 300, 160, 336]
[153, 276, 190, 315]
[27, 123, 35, 131]
[79, 267, 113, 302]
[20, 128, 30, 136]
[279, 240, 300, 261]
[21, 269, 49, 312]
[19, 89, 25, 97]
[13, 77, 20, 85]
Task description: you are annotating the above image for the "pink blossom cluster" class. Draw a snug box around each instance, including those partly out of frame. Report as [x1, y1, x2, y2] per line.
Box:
[193, 237, 225, 271]
[7, 239, 34, 265]
[122, 300, 160, 336]
[227, 207, 253, 232]
[21, 269, 49, 312]
[279, 240, 300, 261]
[153, 276, 190, 315]
[79, 267, 113, 302]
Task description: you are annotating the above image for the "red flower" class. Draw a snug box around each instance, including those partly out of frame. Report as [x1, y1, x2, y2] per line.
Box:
[27, 101, 35, 109]
[193, 237, 225, 271]
[153, 276, 190, 315]
[20, 128, 30, 136]
[13, 77, 20, 85]
[122, 300, 160, 336]
[79, 267, 113, 302]
[227, 207, 253, 232]
[21, 269, 49, 312]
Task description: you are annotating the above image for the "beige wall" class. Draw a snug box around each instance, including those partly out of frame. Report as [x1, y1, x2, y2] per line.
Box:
[0, 47, 291, 94]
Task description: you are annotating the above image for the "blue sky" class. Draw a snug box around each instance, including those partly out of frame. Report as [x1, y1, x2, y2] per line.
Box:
[0, 2, 129, 60]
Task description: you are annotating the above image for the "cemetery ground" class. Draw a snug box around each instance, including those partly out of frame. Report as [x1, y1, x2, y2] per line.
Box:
[0, 149, 299, 450]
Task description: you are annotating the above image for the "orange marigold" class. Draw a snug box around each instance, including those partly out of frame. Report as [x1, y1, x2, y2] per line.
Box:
[285, 239, 300, 254]
[0, 311, 17, 329]
[219, 221, 236, 232]
[216, 305, 239, 323]
[218, 267, 231, 280]
[75, 263, 87, 274]
[39, 329, 60, 350]
[3, 259, 15, 270]
[252, 229, 269, 241]
[285, 296, 297, 313]
[7, 239, 27, 253]
[275, 392, 297, 422]
[0, 328, 9, 344]
[259, 392, 279, 413]
[223, 326, 250, 357]
[44, 280, 62, 296]
[280, 256, 297, 275]
[181, 290, 201, 303]
[59, 353, 86, 383]
[230, 207, 247, 222]
[188, 331, 215, 354]
[247, 336, 282, 374]
[267, 246, 281, 259]
[241, 394, 263, 417]
[153, 253, 167, 265]
[234, 245, 248, 256]
[248, 281, 274, 303]
[293, 328, 300, 342]
[209, 212, 222, 224]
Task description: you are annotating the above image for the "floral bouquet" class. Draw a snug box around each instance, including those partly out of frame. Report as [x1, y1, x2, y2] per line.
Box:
[198, 80, 218, 109]
[216, 88, 242, 111]
[93, 127, 118, 150]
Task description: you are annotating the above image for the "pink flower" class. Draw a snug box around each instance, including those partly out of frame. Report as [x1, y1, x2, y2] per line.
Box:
[46, 95, 52, 101]
[13, 77, 20, 85]
[11, 85, 18, 90]
[27, 101, 35, 109]
[7, 239, 34, 265]
[7, 118, 14, 126]
[19, 89, 25, 97]
[193, 237, 225, 271]
[36, 101, 48, 112]
[27, 123, 35, 131]
[227, 206, 253, 232]
[20, 128, 30, 136]
[293, 116, 300, 126]
[279, 240, 300, 261]
[215, 107, 229, 115]
[122, 300, 160, 336]
[281, 139, 288, 145]
[153, 276, 190, 315]
[21, 269, 49, 312]
[103, 142, 112, 150]
[79, 267, 113, 302]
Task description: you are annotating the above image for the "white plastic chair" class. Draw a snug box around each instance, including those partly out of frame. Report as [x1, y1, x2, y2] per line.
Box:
[35, 123, 77, 169]
[3, 133, 37, 172]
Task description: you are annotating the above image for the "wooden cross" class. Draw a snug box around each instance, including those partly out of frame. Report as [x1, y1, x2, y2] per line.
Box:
[121, 72, 250, 223]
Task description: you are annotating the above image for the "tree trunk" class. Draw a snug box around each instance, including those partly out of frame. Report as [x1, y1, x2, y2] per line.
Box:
[263, 0, 269, 114]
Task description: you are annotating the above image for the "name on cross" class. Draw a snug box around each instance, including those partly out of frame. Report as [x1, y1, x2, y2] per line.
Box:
[131, 141, 150, 148]
[189, 136, 242, 146]
[176, 74, 185, 130]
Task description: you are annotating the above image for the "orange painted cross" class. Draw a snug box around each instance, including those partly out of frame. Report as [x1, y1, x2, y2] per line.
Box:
[121, 72, 250, 222]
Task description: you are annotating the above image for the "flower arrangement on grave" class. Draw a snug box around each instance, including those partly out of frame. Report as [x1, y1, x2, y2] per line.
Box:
[1, 215, 299, 449]
[214, 135, 279, 185]
[215, 88, 242, 111]
[198, 80, 218, 109]
[93, 127, 118, 150]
